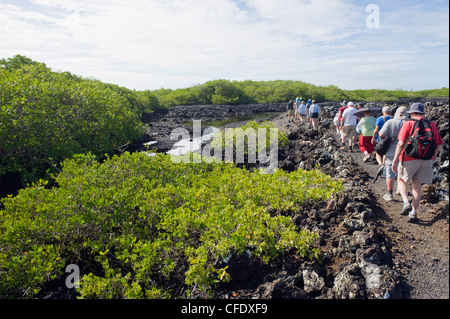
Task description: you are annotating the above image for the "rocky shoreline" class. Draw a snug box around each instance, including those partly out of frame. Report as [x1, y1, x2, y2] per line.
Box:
[136, 103, 287, 153]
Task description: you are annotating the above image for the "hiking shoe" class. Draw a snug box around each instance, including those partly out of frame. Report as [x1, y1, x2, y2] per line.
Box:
[401, 202, 412, 216]
[383, 192, 394, 202]
[363, 154, 371, 162]
[340, 146, 346, 150]
[376, 164, 385, 176]
[408, 211, 418, 223]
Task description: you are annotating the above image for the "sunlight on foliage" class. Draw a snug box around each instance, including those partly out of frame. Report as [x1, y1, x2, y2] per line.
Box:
[0, 55, 159, 186]
[0, 152, 342, 299]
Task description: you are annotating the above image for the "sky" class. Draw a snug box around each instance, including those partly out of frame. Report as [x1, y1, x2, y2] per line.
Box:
[0, 0, 448, 91]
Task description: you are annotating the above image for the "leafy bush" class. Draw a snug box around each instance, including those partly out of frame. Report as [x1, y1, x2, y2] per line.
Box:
[153, 79, 254, 107]
[209, 120, 289, 166]
[0, 56, 146, 185]
[0, 152, 342, 299]
[103, 83, 163, 115]
[153, 79, 449, 108]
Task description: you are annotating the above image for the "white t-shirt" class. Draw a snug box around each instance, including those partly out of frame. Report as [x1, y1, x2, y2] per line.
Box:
[298, 103, 307, 115]
[341, 107, 358, 126]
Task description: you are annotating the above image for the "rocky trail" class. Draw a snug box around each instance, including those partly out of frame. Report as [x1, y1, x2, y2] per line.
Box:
[275, 112, 449, 299]
[142, 99, 448, 299]
[343, 138, 449, 299]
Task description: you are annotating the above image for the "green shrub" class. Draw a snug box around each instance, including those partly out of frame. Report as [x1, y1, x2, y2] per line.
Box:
[0, 152, 342, 298]
[0, 57, 145, 185]
[209, 120, 289, 165]
[153, 79, 448, 107]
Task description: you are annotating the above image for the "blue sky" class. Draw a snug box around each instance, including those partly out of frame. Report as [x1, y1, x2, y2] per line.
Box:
[0, 0, 448, 91]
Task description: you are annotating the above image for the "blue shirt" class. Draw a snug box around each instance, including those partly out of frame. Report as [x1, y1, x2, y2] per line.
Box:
[375, 115, 391, 140]
[375, 115, 391, 128]
[309, 103, 321, 115]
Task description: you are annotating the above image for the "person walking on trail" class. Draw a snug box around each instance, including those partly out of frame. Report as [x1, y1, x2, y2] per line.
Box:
[355, 102, 365, 122]
[295, 97, 302, 121]
[392, 103, 443, 222]
[309, 100, 321, 130]
[333, 112, 341, 138]
[338, 101, 347, 147]
[378, 106, 409, 202]
[298, 100, 307, 123]
[356, 109, 376, 162]
[286, 99, 295, 123]
[306, 99, 313, 126]
[339, 101, 358, 152]
[372, 107, 392, 170]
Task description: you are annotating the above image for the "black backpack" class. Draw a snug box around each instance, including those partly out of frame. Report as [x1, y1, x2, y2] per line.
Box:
[375, 136, 395, 156]
[403, 118, 436, 160]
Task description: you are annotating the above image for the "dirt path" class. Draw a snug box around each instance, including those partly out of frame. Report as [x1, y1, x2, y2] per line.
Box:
[275, 114, 449, 299]
[348, 147, 449, 299]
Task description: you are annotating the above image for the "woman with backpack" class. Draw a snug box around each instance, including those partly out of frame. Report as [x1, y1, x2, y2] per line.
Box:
[286, 99, 295, 123]
[392, 103, 443, 222]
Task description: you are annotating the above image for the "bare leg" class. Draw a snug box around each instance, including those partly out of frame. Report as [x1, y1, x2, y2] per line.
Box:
[398, 178, 409, 203]
[410, 179, 422, 213]
[376, 153, 383, 165]
[386, 178, 394, 192]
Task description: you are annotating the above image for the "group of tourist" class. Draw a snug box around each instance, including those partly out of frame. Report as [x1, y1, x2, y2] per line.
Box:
[286, 97, 321, 129]
[332, 101, 443, 223]
[287, 98, 443, 223]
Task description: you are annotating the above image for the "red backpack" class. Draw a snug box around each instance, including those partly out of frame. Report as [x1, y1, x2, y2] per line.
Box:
[403, 118, 436, 160]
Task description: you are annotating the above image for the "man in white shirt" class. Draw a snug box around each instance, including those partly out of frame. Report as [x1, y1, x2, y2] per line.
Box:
[339, 101, 358, 152]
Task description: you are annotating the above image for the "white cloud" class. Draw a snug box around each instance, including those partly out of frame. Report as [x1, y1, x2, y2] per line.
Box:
[0, 0, 448, 91]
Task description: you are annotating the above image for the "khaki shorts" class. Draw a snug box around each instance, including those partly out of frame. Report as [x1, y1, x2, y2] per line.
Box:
[398, 159, 433, 184]
[342, 125, 357, 139]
